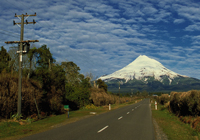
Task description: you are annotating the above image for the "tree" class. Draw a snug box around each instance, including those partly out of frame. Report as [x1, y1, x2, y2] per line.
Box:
[61, 61, 80, 85]
[36, 45, 55, 70]
[62, 63, 92, 109]
[96, 79, 108, 92]
[27, 46, 38, 78]
[8, 46, 18, 73]
[65, 74, 91, 108]
[0, 46, 11, 73]
[141, 90, 148, 97]
[32, 63, 66, 114]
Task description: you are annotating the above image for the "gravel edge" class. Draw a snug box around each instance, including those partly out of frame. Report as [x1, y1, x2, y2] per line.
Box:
[153, 118, 168, 140]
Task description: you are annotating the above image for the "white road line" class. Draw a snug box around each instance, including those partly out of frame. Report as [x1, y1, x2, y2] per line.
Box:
[127, 112, 130, 114]
[118, 116, 123, 120]
[97, 125, 109, 133]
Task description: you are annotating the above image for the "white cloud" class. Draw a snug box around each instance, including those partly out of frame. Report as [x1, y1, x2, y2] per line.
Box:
[185, 24, 200, 31]
[173, 3, 200, 22]
[142, 6, 158, 15]
[173, 18, 185, 24]
[1, 0, 200, 79]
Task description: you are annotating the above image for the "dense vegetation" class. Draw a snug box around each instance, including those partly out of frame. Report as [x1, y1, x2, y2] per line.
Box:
[156, 90, 200, 132]
[106, 76, 200, 93]
[0, 45, 135, 119]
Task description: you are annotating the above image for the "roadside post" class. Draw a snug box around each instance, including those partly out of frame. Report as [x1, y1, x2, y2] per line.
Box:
[64, 105, 69, 118]
[155, 101, 157, 110]
[109, 104, 111, 110]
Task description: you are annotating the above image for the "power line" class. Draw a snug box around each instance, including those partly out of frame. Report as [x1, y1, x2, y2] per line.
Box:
[4, 0, 38, 41]
[0, 38, 7, 42]
[0, 28, 34, 41]
[0, 29, 20, 36]
[4, 0, 98, 72]
[0, 31, 19, 38]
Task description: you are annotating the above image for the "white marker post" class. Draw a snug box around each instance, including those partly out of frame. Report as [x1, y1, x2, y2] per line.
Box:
[155, 101, 157, 110]
[109, 104, 111, 110]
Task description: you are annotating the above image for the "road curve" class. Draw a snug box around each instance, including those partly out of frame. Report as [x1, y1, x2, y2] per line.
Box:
[20, 99, 155, 140]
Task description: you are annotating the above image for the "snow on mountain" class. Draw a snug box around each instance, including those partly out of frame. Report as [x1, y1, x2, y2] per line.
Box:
[99, 55, 187, 84]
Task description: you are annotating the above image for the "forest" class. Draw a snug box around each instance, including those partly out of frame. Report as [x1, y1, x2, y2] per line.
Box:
[0, 45, 136, 119]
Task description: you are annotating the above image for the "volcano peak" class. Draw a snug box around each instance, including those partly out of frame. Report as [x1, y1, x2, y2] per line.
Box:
[99, 55, 186, 83]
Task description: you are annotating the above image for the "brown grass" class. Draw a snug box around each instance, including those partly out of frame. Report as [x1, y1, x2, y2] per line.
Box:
[0, 72, 43, 119]
[90, 87, 135, 106]
[158, 94, 170, 105]
[169, 90, 200, 116]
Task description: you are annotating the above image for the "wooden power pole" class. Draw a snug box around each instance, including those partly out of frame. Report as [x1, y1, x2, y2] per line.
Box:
[5, 13, 39, 117]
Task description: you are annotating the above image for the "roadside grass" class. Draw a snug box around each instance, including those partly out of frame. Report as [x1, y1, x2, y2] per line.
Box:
[0, 98, 142, 140]
[151, 101, 200, 140]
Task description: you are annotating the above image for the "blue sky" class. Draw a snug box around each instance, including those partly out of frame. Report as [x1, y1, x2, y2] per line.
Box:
[1, 0, 200, 79]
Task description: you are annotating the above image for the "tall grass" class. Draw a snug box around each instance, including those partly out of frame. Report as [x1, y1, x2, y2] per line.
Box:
[157, 94, 170, 105]
[169, 90, 200, 116]
[90, 87, 135, 106]
[0, 72, 43, 119]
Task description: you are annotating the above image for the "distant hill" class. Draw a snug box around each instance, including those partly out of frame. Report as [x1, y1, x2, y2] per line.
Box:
[98, 55, 200, 93]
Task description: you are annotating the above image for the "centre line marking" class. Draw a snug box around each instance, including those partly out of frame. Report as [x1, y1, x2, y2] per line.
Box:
[127, 112, 130, 114]
[118, 116, 123, 120]
[97, 125, 109, 133]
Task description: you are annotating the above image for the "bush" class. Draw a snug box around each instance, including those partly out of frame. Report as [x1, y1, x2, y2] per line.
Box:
[0, 73, 43, 119]
[90, 87, 135, 106]
[192, 117, 200, 132]
[158, 94, 170, 105]
[169, 90, 200, 116]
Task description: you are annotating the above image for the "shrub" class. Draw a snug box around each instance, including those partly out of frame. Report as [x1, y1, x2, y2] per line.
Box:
[158, 94, 170, 105]
[0, 73, 43, 119]
[192, 117, 200, 132]
[169, 90, 200, 116]
[90, 87, 135, 106]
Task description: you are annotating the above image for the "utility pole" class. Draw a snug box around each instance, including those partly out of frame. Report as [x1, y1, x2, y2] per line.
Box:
[5, 13, 39, 117]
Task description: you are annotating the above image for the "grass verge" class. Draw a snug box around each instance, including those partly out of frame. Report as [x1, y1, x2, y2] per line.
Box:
[0, 98, 142, 140]
[151, 101, 200, 140]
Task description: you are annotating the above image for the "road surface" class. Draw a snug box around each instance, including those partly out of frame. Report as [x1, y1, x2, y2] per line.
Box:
[20, 99, 155, 140]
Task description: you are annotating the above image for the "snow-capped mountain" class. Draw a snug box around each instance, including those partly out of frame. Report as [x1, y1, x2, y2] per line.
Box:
[99, 55, 187, 84]
[98, 55, 200, 93]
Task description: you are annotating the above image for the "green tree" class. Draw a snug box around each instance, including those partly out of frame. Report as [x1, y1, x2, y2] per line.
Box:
[36, 45, 55, 69]
[96, 79, 108, 92]
[27, 47, 38, 78]
[32, 63, 66, 114]
[8, 46, 18, 74]
[48, 64, 66, 114]
[29, 45, 63, 114]
[0, 46, 11, 73]
[141, 90, 148, 97]
[61, 61, 80, 85]
[63, 63, 92, 109]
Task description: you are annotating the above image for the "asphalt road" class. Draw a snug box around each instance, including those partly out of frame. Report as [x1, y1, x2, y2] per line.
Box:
[20, 99, 155, 140]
